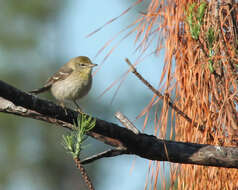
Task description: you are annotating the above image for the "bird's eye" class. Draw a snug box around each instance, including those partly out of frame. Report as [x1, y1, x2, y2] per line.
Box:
[80, 63, 86, 67]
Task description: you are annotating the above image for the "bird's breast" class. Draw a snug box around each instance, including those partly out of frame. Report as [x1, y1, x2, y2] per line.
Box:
[50, 71, 92, 101]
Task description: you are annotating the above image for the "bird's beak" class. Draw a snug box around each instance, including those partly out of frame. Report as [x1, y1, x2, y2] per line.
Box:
[91, 63, 97, 67]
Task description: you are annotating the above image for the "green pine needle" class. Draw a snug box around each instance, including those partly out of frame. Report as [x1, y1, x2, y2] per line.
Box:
[62, 114, 96, 159]
[186, 1, 207, 40]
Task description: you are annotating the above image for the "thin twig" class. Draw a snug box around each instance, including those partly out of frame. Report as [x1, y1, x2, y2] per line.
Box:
[81, 148, 127, 165]
[125, 58, 205, 131]
[74, 158, 95, 190]
[115, 111, 140, 134]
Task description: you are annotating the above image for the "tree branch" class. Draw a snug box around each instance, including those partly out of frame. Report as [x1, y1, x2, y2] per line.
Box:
[0, 80, 238, 169]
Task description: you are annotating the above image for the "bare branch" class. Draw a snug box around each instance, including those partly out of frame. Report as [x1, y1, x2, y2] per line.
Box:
[125, 58, 205, 132]
[115, 111, 140, 134]
[81, 148, 127, 165]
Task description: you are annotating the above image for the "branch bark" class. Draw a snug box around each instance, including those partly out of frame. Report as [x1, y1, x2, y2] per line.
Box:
[0, 80, 238, 169]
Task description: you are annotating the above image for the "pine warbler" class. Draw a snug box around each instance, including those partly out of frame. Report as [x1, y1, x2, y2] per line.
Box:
[30, 56, 97, 110]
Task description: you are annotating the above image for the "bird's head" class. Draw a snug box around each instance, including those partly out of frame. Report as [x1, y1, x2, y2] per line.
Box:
[69, 56, 97, 73]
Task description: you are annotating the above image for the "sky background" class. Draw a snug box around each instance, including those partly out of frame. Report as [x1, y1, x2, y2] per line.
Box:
[0, 1, 167, 190]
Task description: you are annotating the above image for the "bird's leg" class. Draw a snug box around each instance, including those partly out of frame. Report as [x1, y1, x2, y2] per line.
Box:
[73, 100, 83, 113]
[60, 102, 68, 115]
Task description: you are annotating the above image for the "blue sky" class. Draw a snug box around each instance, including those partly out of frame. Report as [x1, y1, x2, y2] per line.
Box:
[1, 1, 167, 190]
[44, 1, 166, 189]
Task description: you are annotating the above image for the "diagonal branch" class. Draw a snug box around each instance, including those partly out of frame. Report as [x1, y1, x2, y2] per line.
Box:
[0, 80, 238, 169]
[115, 111, 140, 134]
[81, 148, 127, 165]
[125, 58, 205, 132]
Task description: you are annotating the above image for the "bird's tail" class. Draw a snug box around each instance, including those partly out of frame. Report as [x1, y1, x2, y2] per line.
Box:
[29, 85, 50, 94]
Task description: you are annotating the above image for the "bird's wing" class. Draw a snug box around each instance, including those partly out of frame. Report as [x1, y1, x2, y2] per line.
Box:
[30, 65, 73, 94]
[45, 64, 73, 85]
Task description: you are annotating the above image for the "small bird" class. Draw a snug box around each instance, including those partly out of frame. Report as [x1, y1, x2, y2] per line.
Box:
[30, 56, 97, 111]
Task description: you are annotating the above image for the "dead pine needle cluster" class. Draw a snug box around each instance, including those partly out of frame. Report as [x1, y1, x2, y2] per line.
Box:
[126, 0, 238, 189]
